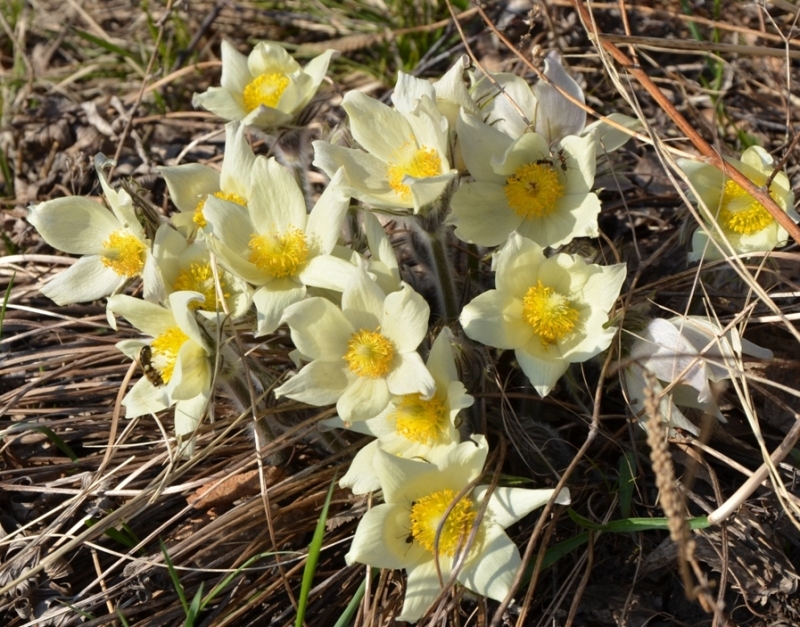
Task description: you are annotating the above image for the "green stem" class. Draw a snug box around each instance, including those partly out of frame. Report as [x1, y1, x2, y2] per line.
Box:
[420, 222, 459, 323]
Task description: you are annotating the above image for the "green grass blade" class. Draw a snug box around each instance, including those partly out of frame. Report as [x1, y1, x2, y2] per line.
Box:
[0, 273, 13, 339]
[72, 27, 143, 67]
[31, 426, 78, 462]
[618, 452, 637, 519]
[185, 582, 204, 627]
[161, 538, 190, 617]
[199, 551, 287, 612]
[116, 609, 131, 627]
[295, 473, 337, 627]
[332, 570, 376, 627]
[568, 508, 710, 532]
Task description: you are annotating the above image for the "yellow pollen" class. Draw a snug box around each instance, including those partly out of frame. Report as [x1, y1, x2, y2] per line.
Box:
[100, 230, 146, 277]
[248, 228, 309, 278]
[242, 72, 290, 112]
[522, 280, 579, 344]
[150, 326, 190, 384]
[393, 393, 448, 445]
[387, 146, 442, 201]
[718, 179, 775, 235]
[504, 161, 564, 220]
[343, 329, 395, 378]
[409, 489, 479, 556]
[173, 262, 230, 311]
[193, 190, 248, 228]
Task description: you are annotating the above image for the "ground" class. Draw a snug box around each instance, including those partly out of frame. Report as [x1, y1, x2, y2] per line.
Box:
[1, 1, 799, 626]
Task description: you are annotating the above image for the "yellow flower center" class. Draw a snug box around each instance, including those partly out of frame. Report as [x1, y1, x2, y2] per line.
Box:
[718, 179, 774, 235]
[173, 262, 230, 311]
[387, 146, 442, 201]
[150, 326, 190, 384]
[393, 393, 448, 445]
[248, 228, 309, 278]
[522, 280, 579, 344]
[343, 329, 395, 378]
[409, 489, 479, 556]
[193, 191, 248, 228]
[504, 161, 564, 219]
[100, 230, 146, 277]
[242, 72, 290, 112]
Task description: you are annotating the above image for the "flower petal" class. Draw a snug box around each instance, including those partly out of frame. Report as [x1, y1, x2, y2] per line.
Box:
[460, 290, 531, 350]
[337, 376, 391, 423]
[252, 280, 306, 337]
[28, 197, 120, 254]
[449, 181, 521, 247]
[282, 296, 353, 360]
[40, 256, 123, 305]
[274, 360, 349, 406]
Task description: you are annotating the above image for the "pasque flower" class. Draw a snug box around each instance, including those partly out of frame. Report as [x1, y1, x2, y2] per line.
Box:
[192, 41, 336, 129]
[345, 436, 570, 623]
[274, 265, 435, 424]
[624, 315, 772, 434]
[28, 155, 162, 305]
[460, 234, 627, 397]
[313, 73, 457, 214]
[202, 156, 354, 336]
[679, 145, 798, 261]
[326, 328, 473, 494]
[159, 122, 255, 237]
[448, 110, 600, 248]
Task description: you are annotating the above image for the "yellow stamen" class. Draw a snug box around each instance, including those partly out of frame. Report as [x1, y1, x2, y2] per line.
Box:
[193, 190, 248, 228]
[504, 161, 564, 219]
[173, 262, 230, 311]
[242, 72, 290, 112]
[387, 145, 442, 201]
[100, 230, 146, 277]
[150, 326, 190, 384]
[522, 280, 579, 344]
[393, 393, 448, 445]
[409, 489, 479, 556]
[343, 329, 395, 378]
[718, 179, 774, 235]
[248, 228, 308, 278]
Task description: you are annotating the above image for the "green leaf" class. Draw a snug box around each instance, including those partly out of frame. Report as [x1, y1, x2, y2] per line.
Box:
[568, 508, 710, 532]
[618, 452, 637, 519]
[0, 273, 13, 339]
[161, 539, 189, 617]
[72, 27, 143, 68]
[32, 426, 78, 462]
[185, 582, 204, 627]
[333, 570, 376, 627]
[296, 474, 337, 627]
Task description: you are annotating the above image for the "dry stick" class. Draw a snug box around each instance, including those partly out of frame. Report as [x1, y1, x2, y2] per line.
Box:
[490, 348, 616, 627]
[569, 0, 800, 247]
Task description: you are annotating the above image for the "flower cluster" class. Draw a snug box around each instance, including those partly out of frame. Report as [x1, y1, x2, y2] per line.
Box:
[28, 39, 778, 623]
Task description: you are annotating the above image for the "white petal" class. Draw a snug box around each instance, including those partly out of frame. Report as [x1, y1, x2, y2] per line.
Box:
[342, 266, 385, 331]
[456, 110, 511, 183]
[449, 181, 521, 247]
[398, 559, 447, 623]
[122, 377, 171, 417]
[534, 51, 586, 142]
[247, 41, 300, 75]
[40, 256, 123, 305]
[274, 360, 348, 405]
[305, 168, 350, 255]
[159, 163, 220, 214]
[252, 280, 306, 337]
[174, 392, 210, 438]
[107, 294, 175, 336]
[300, 49, 337, 102]
[282, 296, 352, 360]
[248, 157, 307, 235]
[584, 113, 641, 153]
[169, 291, 211, 350]
[458, 525, 518, 602]
[220, 121, 256, 196]
[337, 376, 391, 423]
[345, 503, 425, 570]
[392, 71, 436, 113]
[515, 345, 569, 397]
[343, 91, 413, 163]
[476, 485, 569, 528]
[298, 255, 356, 292]
[220, 39, 252, 93]
[28, 197, 120, 254]
[170, 341, 211, 400]
[192, 87, 246, 122]
[339, 441, 382, 494]
[460, 290, 531, 350]
[427, 328, 458, 388]
[386, 352, 436, 399]
[203, 195, 256, 253]
[381, 284, 430, 353]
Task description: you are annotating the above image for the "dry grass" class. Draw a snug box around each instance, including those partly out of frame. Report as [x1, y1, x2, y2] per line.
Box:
[1, 1, 800, 626]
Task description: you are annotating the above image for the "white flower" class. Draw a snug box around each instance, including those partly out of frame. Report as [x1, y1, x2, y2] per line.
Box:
[460, 234, 627, 397]
[159, 122, 255, 237]
[27, 155, 162, 305]
[448, 110, 600, 248]
[202, 156, 354, 336]
[326, 328, 473, 494]
[345, 435, 570, 623]
[679, 146, 798, 261]
[274, 265, 435, 424]
[313, 74, 457, 214]
[108, 291, 230, 446]
[192, 41, 336, 129]
[151, 226, 252, 320]
[624, 315, 773, 434]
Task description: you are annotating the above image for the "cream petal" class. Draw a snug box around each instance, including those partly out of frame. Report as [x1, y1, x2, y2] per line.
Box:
[219, 121, 256, 196]
[107, 294, 175, 336]
[339, 441, 382, 495]
[174, 392, 210, 439]
[220, 40, 252, 93]
[300, 50, 336, 101]
[274, 359, 348, 405]
[456, 110, 511, 183]
[408, 171, 456, 213]
[247, 41, 300, 76]
[40, 256, 124, 305]
[170, 341, 211, 400]
[623, 363, 700, 435]
[398, 559, 448, 623]
[192, 87, 246, 122]
[282, 296, 353, 360]
[28, 197, 120, 254]
[252, 280, 306, 337]
[478, 72, 536, 137]
[534, 51, 586, 143]
[343, 91, 414, 163]
[249, 157, 307, 235]
[298, 255, 356, 292]
[558, 133, 597, 194]
[578, 262, 627, 312]
[203, 194, 256, 253]
[493, 233, 545, 295]
[169, 291, 210, 351]
[515, 345, 569, 397]
[209, 236, 267, 286]
[477, 485, 569, 528]
[345, 503, 425, 570]
[460, 290, 531, 350]
[241, 105, 294, 129]
[517, 192, 600, 249]
[438, 434, 488, 480]
[381, 285, 430, 353]
[305, 168, 349, 255]
[585, 113, 641, 153]
[449, 181, 521, 247]
[342, 267, 385, 331]
[122, 377, 171, 418]
[312, 141, 395, 202]
[337, 377, 391, 423]
[457, 524, 518, 602]
[159, 163, 220, 214]
[494, 132, 551, 176]
[386, 352, 436, 398]
[392, 71, 436, 113]
[152, 224, 188, 288]
[427, 328, 458, 388]
[141, 252, 166, 304]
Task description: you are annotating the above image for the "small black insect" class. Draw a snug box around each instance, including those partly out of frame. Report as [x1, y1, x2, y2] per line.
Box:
[139, 345, 164, 387]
